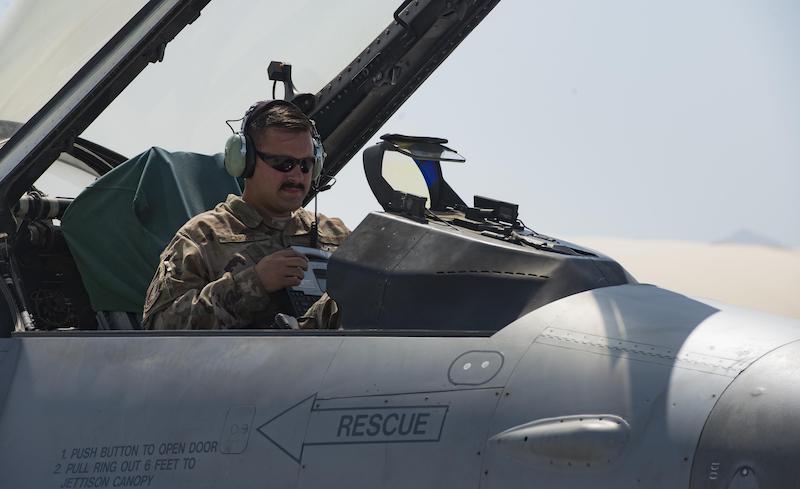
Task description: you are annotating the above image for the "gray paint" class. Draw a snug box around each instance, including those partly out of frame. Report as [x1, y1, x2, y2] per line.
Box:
[690, 339, 800, 489]
[1, 285, 799, 488]
[490, 414, 631, 465]
[0, 336, 342, 488]
[0, 338, 19, 417]
[480, 285, 800, 488]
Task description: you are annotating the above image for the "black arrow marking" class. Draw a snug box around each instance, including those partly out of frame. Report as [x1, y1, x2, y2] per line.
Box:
[257, 394, 449, 464]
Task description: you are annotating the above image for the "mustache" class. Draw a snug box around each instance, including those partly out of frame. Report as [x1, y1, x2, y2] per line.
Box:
[280, 181, 305, 191]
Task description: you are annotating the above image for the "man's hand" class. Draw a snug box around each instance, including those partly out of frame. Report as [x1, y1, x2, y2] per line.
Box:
[255, 249, 309, 293]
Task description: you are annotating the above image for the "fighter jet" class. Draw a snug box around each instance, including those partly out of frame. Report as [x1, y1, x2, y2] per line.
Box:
[0, 1, 798, 488]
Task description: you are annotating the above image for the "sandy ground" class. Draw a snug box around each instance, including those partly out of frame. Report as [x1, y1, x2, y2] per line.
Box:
[567, 237, 800, 319]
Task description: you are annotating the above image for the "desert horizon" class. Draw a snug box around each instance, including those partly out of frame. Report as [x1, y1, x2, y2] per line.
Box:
[567, 236, 800, 320]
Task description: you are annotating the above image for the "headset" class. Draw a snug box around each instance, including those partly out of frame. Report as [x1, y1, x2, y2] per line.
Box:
[224, 99, 325, 185]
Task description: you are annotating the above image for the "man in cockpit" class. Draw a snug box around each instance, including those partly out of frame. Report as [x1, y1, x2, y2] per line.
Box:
[141, 100, 349, 330]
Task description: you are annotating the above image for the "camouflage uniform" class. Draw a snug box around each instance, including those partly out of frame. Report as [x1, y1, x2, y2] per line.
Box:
[142, 194, 349, 330]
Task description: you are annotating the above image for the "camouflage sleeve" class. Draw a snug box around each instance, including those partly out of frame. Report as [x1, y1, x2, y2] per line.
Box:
[142, 232, 271, 329]
[324, 217, 351, 241]
[298, 292, 341, 330]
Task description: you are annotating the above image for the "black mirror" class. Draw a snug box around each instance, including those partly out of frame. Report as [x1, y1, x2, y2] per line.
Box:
[382, 134, 465, 163]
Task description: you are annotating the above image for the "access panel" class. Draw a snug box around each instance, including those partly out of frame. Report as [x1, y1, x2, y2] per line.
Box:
[297, 334, 534, 489]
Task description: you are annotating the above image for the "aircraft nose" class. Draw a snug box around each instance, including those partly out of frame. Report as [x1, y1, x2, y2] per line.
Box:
[689, 339, 800, 488]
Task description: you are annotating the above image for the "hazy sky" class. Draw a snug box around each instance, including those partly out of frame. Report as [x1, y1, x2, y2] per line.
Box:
[2, 0, 798, 245]
[323, 0, 800, 246]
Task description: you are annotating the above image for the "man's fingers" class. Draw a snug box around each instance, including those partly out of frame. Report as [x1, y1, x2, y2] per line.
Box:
[284, 257, 309, 270]
[257, 249, 311, 292]
[285, 267, 305, 280]
[279, 275, 303, 288]
[276, 263, 305, 279]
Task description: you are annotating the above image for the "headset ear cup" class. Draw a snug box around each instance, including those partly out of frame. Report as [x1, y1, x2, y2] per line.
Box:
[228, 99, 322, 181]
[224, 133, 247, 177]
[242, 132, 256, 178]
[313, 160, 322, 183]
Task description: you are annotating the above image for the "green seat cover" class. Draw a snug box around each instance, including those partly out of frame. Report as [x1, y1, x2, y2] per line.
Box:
[61, 147, 243, 313]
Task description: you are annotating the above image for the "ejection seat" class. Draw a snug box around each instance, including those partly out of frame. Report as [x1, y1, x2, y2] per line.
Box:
[61, 147, 243, 329]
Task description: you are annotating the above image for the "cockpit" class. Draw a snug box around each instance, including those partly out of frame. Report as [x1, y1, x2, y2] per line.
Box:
[0, 0, 634, 336]
[1, 128, 632, 333]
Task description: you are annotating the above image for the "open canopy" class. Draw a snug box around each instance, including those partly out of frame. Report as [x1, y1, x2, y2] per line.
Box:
[0, 0, 501, 226]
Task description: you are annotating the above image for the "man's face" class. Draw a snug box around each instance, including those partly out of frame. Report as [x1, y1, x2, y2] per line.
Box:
[244, 127, 314, 218]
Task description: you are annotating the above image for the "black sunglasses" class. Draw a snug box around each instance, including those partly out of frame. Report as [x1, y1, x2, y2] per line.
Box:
[254, 150, 314, 173]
